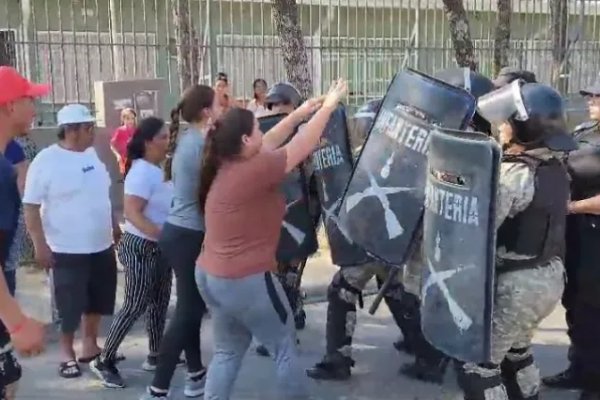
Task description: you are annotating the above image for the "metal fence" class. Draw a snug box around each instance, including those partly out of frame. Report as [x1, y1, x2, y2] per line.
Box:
[1, 0, 600, 125]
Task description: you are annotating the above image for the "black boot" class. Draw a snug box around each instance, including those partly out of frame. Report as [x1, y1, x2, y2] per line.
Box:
[295, 309, 306, 330]
[542, 366, 583, 389]
[393, 337, 415, 355]
[306, 353, 355, 381]
[380, 280, 419, 357]
[399, 355, 449, 384]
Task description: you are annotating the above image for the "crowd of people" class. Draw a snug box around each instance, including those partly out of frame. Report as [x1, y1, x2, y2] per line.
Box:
[0, 61, 599, 400]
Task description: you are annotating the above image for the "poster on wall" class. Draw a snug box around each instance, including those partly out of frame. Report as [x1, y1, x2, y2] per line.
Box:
[134, 90, 159, 118]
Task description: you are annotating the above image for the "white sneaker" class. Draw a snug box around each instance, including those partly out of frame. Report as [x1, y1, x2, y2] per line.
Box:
[139, 387, 170, 399]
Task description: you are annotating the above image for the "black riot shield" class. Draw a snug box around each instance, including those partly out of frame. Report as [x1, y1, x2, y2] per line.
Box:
[311, 105, 371, 267]
[258, 114, 319, 263]
[338, 68, 477, 267]
[421, 128, 500, 363]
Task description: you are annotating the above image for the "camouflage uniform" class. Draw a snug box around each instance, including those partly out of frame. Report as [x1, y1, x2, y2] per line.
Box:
[275, 259, 307, 329]
[457, 151, 565, 400]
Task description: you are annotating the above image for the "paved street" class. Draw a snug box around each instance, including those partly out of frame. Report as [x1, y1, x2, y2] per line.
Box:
[13, 255, 579, 400]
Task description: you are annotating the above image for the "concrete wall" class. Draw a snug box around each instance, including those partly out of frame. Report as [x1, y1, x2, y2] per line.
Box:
[29, 127, 124, 213]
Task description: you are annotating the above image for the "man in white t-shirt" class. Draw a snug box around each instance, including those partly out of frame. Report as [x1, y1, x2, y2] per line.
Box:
[23, 104, 121, 379]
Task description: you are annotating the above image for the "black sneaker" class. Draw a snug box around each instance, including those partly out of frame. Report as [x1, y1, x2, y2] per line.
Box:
[90, 358, 125, 388]
[142, 355, 186, 372]
[306, 354, 354, 381]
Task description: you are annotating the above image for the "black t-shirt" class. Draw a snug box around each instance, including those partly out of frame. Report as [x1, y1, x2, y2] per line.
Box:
[0, 154, 20, 349]
[0, 154, 20, 267]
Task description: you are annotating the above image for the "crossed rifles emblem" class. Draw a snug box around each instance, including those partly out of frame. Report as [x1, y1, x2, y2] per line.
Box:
[344, 171, 415, 239]
[422, 234, 474, 333]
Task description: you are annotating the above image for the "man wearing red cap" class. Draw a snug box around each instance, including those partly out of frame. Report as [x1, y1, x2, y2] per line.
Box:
[0, 66, 49, 399]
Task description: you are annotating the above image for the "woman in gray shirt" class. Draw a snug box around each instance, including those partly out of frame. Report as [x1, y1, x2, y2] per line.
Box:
[141, 85, 218, 400]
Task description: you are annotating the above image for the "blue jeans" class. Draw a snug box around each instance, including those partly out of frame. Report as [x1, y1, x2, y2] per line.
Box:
[195, 268, 308, 400]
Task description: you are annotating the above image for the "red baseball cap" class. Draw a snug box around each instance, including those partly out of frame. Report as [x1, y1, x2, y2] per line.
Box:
[0, 66, 51, 106]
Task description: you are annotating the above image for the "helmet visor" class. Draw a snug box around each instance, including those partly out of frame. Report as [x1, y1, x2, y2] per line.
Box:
[477, 80, 528, 124]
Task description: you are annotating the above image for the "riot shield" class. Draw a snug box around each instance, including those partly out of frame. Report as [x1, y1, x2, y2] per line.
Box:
[338, 68, 477, 267]
[258, 114, 319, 263]
[421, 128, 500, 363]
[311, 105, 371, 267]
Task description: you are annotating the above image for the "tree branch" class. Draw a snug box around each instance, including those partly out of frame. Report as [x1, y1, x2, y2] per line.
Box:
[493, 0, 511, 76]
[271, 0, 313, 98]
[442, 0, 478, 70]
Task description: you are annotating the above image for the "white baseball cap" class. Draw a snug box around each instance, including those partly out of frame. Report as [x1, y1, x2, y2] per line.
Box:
[57, 104, 96, 126]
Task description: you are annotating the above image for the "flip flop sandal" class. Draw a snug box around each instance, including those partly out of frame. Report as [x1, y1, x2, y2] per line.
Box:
[59, 360, 82, 379]
[78, 352, 126, 364]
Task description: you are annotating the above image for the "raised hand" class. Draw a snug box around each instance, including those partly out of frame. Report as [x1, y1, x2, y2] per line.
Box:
[323, 79, 348, 109]
[294, 96, 325, 120]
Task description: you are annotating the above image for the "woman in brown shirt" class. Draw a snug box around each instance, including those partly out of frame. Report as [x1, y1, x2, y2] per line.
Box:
[195, 79, 347, 399]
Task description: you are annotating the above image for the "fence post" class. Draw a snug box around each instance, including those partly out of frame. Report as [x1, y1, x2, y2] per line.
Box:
[109, 0, 124, 80]
[207, 0, 218, 82]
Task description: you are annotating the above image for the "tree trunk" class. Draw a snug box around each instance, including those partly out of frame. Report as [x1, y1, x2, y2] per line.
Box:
[441, 0, 478, 70]
[493, 0, 511, 76]
[172, 0, 200, 90]
[550, 0, 569, 94]
[271, 0, 313, 98]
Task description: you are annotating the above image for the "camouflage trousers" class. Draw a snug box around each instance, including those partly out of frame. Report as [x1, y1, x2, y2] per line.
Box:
[275, 260, 306, 327]
[324, 262, 413, 360]
[458, 259, 564, 400]
[0, 349, 21, 400]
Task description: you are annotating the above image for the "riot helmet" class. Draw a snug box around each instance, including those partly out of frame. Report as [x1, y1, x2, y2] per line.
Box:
[579, 81, 600, 122]
[579, 81, 600, 97]
[477, 80, 577, 152]
[434, 67, 495, 100]
[434, 67, 495, 133]
[348, 98, 383, 145]
[265, 82, 303, 111]
[493, 67, 537, 88]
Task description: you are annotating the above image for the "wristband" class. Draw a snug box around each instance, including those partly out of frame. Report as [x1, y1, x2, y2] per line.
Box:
[8, 318, 26, 335]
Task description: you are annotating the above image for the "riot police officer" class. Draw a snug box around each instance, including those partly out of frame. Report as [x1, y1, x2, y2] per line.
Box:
[452, 81, 575, 400]
[397, 68, 498, 384]
[265, 82, 303, 113]
[306, 100, 431, 381]
[542, 82, 600, 400]
[255, 82, 316, 357]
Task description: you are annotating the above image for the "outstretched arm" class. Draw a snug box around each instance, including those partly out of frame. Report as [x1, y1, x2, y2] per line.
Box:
[262, 96, 326, 151]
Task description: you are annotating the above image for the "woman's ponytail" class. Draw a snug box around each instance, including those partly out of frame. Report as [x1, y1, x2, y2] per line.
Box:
[198, 123, 222, 214]
[164, 105, 182, 180]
